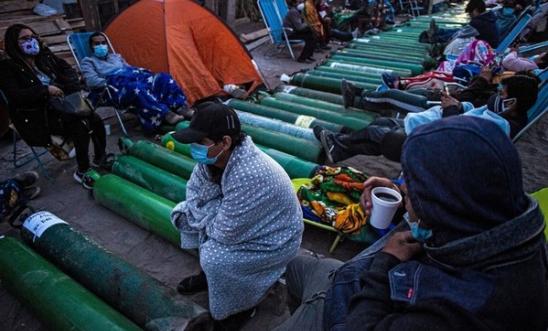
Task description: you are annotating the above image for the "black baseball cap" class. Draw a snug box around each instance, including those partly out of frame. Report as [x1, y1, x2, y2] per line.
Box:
[172, 102, 241, 144]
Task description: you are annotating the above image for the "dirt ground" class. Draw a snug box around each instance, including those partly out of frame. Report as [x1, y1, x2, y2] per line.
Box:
[0, 25, 546, 331]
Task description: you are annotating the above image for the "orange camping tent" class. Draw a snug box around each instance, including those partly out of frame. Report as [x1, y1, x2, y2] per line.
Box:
[105, 0, 263, 105]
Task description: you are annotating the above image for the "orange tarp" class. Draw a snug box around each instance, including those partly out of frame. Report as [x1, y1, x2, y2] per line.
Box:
[105, 0, 263, 105]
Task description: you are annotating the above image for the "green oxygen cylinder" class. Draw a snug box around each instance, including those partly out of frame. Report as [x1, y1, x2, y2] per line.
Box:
[227, 99, 343, 133]
[259, 97, 373, 131]
[175, 121, 323, 163]
[0, 236, 142, 331]
[112, 155, 188, 201]
[119, 138, 196, 179]
[161, 132, 318, 179]
[93, 174, 180, 246]
[20, 212, 211, 331]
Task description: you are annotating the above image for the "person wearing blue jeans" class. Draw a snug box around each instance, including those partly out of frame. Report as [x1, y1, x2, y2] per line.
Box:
[275, 116, 548, 331]
[317, 75, 539, 163]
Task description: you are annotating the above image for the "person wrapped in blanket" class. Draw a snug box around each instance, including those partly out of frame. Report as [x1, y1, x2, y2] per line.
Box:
[316, 75, 539, 163]
[80, 32, 193, 132]
[298, 166, 368, 234]
[0, 172, 40, 224]
[169, 103, 303, 329]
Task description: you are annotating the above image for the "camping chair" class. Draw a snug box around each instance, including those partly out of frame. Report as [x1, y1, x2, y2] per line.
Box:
[0, 90, 50, 177]
[258, 0, 305, 60]
[67, 32, 129, 136]
[398, 0, 423, 17]
[495, 8, 533, 55]
[512, 75, 547, 142]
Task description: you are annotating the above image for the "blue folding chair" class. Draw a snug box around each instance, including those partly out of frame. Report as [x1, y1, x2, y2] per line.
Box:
[519, 40, 548, 56]
[1, 90, 50, 177]
[67, 32, 129, 136]
[495, 8, 533, 54]
[257, 0, 305, 60]
[512, 76, 548, 142]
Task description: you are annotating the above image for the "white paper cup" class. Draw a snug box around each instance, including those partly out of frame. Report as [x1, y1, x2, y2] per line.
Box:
[370, 187, 402, 229]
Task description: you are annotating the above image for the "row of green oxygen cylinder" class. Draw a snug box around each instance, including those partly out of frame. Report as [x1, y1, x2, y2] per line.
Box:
[0, 210, 211, 331]
[281, 16, 466, 94]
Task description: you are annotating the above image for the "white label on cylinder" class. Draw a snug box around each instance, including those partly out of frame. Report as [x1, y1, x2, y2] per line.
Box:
[23, 211, 67, 241]
[294, 115, 316, 128]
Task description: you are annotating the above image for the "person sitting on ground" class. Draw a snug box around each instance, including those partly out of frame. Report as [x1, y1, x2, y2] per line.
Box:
[0, 24, 107, 186]
[283, 0, 318, 62]
[170, 102, 304, 329]
[275, 116, 548, 331]
[0, 171, 40, 223]
[466, 0, 500, 48]
[80, 32, 192, 132]
[319, 75, 538, 163]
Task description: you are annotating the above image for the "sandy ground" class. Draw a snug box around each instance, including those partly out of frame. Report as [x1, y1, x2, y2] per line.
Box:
[0, 28, 546, 331]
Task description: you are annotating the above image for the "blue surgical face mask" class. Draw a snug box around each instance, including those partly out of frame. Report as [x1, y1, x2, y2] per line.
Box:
[404, 212, 433, 242]
[190, 142, 224, 165]
[93, 44, 109, 58]
[20, 38, 40, 56]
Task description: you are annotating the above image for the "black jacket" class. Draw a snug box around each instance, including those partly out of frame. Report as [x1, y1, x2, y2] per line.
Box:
[470, 11, 500, 48]
[0, 54, 80, 146]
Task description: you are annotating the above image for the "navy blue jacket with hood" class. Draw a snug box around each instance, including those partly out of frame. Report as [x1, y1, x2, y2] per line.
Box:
[324, 116, 548, 331]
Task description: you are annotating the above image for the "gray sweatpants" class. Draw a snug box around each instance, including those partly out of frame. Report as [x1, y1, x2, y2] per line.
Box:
[273, 253, 343, 331]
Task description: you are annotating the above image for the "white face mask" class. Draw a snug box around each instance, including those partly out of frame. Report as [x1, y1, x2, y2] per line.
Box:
[297, 3, 305, 11]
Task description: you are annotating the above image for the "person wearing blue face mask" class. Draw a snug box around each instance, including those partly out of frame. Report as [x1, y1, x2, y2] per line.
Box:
[80, 32, 194, 132]
[274, 116, 548, 331]
[169, 102, 304, 329]
[0, 24, 107, 187]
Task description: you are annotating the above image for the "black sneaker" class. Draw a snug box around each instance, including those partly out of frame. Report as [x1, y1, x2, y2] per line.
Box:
[341, 79, 356, 109]
[91, 153, 115, 170]
[313, 125, 325, 141]
[320, 130, 347, 163]
[13, 171, 39, 188]
[73, 170, 94, 190]
[214, 307, 257, 331]
[177, 272, 208, 294]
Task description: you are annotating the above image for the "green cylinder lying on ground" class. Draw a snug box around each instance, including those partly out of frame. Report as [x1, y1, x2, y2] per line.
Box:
[280, 86, 344, 104]
[0, 236, 141, 331]
[227, 98, 343, 132]
[260, 97, 373, 130]
[273, 92, 376, 119]
[336, 49, 427, 62]
[308, 70, 383, 85]
[94, 174, 179, 245]
[330, 55, 424, 75]
[112, 155, 188, 201]
[161, 132, 318, 178]
[290, 73, 378, 94]
[20, 212, 211, 331]
[315, 66, 384, 80]
[325, 61, 412, 77]
[176, 120, 322, 163]
[121, 138, 196, 180]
